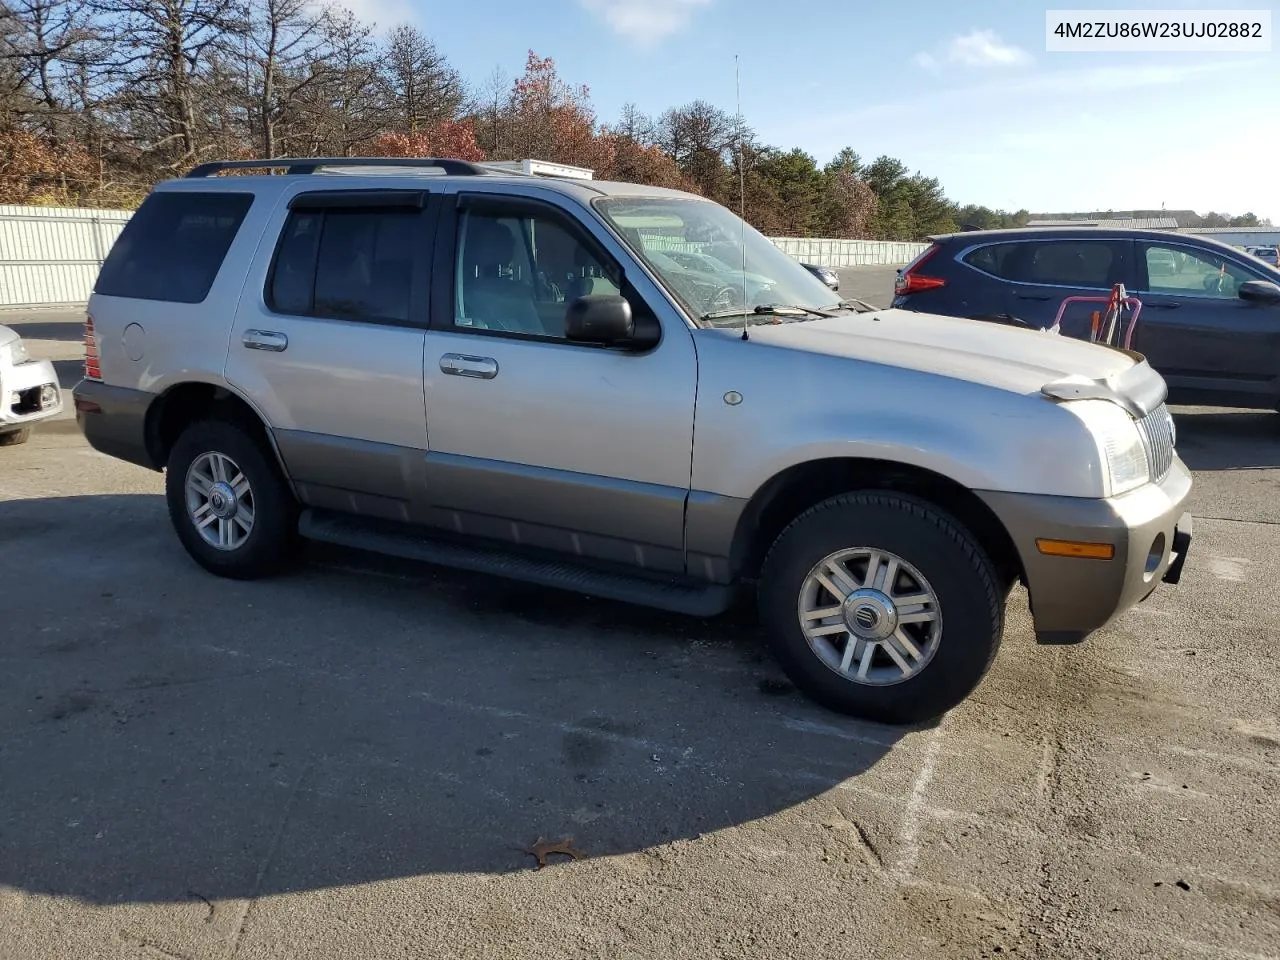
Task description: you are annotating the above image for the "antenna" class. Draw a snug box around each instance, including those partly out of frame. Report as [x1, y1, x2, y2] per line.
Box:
[735, 54, 749, 341]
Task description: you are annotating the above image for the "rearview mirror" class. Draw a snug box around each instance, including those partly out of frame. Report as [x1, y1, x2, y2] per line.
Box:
[565, 295, 634, 344]
[1239, 280, 1280, 305]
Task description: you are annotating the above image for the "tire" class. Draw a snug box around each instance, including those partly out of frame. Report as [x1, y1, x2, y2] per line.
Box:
[0, 427, 31, 446]
[164, 418, 298, 580]
[757, 491, 1003, 725]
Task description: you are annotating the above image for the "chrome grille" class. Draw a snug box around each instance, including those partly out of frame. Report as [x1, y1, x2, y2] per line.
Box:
[1136, 404, 1175, 481]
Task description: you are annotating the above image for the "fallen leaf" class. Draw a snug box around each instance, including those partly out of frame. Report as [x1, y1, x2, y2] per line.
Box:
[524, 836, 587, 869]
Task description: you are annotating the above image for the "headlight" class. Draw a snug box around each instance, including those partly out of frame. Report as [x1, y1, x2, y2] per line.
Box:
[1065, 399, 1149, 497]
[6, 338, 30, 365]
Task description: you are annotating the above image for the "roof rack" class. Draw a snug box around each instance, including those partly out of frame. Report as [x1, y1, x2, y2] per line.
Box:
[184, 157, 495, 178]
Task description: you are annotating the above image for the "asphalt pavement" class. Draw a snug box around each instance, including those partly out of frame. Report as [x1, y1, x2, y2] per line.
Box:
[1, 279, 1278, 960]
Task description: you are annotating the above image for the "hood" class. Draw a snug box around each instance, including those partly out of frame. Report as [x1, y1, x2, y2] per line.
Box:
[0, 325, 18, 349]
[746, 308, 1158, 406]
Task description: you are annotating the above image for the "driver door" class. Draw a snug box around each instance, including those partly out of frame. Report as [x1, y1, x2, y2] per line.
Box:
[419, 191, 699, 575]
[1132, 240, 1280, 402]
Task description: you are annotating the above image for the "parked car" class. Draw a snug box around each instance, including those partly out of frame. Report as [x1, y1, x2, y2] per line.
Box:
[801, 262, 840, 291]
[1246, 245, 1279, 267]
[74, 157, 1192, 724]
[892, 227, 1280, 411]
[0, 324, 63, 445]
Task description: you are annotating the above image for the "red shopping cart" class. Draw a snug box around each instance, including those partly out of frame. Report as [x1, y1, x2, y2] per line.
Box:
[1048, 282, 1143, 350]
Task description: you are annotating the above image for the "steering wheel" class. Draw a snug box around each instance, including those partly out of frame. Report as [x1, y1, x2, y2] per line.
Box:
[1203, 273, 1232, 295]
[708, 285, 745, 312]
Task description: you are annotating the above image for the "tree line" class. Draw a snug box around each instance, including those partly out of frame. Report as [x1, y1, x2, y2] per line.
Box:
[0, 0, 1267, 238]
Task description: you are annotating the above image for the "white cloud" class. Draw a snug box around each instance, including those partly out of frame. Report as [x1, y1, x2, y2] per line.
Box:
[915, 29, 1032, 70]
[325, 0, 418, 31]
[579, 0, 713, 44]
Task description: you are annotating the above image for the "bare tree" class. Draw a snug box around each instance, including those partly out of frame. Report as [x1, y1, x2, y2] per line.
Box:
[290, 7, 382, 156]
[380, 24, 461, 134]
[657, 99, 738, 200]
[612, 102, 654, 146]
[467, 64, 508, 157]
[0, 0, 105, 139]
[238, 0, 328, 156]
[96, 0, 245, 170]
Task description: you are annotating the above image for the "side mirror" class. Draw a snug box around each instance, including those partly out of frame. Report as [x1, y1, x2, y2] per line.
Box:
[1239, 279, 1280, 305]
[565, 294, 635, 345]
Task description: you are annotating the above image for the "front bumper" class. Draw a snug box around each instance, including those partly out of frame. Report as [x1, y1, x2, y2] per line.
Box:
[0, 357, 63, 431]
[978, 459, 1193, 644]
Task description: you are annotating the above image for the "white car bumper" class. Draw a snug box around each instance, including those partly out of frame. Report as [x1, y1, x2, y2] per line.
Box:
[0, 357, 63, 433]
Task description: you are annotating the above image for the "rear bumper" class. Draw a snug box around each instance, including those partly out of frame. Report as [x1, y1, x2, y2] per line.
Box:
[72, 379, 160, 470]
[1, 358, 63, 430]
[978, 459, 1193, 644]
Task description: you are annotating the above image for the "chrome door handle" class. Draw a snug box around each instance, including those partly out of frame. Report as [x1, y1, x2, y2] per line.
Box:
[243, 329, 288, 352]
[440, 353, 498, 379]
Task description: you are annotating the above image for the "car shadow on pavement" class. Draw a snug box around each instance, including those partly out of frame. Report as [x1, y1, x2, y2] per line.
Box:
[3, 317, 85, 342]
[1169, 407, 1280, 471]
[0, 494, 911, 905]
[51, 359, 83, 392]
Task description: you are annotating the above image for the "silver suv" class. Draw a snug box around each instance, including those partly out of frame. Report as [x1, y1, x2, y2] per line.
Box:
[73, 157, 1193, 724]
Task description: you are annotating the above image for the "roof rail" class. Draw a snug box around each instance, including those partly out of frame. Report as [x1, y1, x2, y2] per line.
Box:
[184, 157, 494, 178]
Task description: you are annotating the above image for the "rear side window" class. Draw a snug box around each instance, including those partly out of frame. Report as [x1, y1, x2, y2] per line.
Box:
[95, 192, 253, 303]
[268, 207, 418, 323]
[962, 242, 1018, 278]
[966, 240, 1122, 288]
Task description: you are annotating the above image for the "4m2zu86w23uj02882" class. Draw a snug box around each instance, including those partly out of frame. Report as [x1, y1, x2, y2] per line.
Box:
[74, 156, 1192, 724]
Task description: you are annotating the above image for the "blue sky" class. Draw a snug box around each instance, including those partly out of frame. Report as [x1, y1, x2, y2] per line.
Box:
[351, 0, 1279, 219]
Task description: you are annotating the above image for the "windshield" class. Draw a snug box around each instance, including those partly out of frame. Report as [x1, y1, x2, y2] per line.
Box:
[594, 196, 844, 324]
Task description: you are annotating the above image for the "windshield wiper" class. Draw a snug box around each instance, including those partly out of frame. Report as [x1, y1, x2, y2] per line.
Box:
[820, 298, 879, 313]
[701, 303, 836, 322]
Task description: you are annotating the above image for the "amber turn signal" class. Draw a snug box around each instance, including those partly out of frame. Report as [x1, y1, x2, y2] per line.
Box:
[1035, 539, 1115, 560]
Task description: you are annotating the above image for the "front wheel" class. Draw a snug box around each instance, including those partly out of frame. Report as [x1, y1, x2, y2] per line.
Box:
[0, 427, 31, 446]
[757, 492, 1004, 724]
[164, 419, 298, 580]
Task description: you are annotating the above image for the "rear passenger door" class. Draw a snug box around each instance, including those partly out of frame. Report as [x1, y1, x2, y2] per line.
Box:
[969, 238, 1132, 335]
[223, 187, 436, 520]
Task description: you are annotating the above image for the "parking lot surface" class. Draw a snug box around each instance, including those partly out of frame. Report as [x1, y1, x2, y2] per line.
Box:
[2, 283, 1278, 960]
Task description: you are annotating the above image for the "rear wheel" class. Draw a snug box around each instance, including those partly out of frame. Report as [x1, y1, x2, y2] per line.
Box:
[757, 491, 1004, 724]
[0, 427, 31, 446]
[164, 419, 298, 579]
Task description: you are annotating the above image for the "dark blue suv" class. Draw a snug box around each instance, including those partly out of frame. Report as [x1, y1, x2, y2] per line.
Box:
[892, 227, 1280, 411]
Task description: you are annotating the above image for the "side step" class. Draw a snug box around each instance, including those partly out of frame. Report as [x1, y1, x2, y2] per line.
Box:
[298, 509, 738, 618]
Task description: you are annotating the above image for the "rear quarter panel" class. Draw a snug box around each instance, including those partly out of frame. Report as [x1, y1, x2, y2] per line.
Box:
[893, 241, 1005, 318]
[86, 181, 285, 395]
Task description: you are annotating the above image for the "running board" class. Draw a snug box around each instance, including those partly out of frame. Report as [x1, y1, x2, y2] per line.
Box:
[299, 509, 737, 618]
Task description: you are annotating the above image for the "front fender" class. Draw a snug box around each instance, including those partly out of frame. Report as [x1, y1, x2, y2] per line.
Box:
[688, 336, 1108, 501]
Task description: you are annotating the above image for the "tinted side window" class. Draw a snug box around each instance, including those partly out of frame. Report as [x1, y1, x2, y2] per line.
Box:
[267, 208, 417, 323]
[269, 212, 321, 315]
[969, 240, 1123, 288]
[1017, 241, 1121, 287]
[963, 242, 1019, 278]
[95, 192, 253, 303]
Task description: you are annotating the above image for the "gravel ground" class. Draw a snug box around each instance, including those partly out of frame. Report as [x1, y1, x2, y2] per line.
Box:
[1, 288, 1277, 960]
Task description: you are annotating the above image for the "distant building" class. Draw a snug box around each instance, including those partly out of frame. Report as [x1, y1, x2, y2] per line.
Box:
[1025, 217, 1181, 229]
[1176, 226, 1280, 248]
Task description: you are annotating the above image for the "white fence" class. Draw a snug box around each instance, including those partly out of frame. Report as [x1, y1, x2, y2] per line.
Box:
[0, 204, 924, 309]
[770, 237, 930, 267]
[0, 205, 132, 307]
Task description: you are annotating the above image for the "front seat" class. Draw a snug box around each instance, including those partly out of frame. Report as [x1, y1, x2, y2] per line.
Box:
[566, 244, 618, 302]
[459, 217, 543, 335]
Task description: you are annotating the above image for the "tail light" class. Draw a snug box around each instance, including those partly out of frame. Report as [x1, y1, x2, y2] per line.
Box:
[84, 314, 101, 381]
[895, 244, 947, 296]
